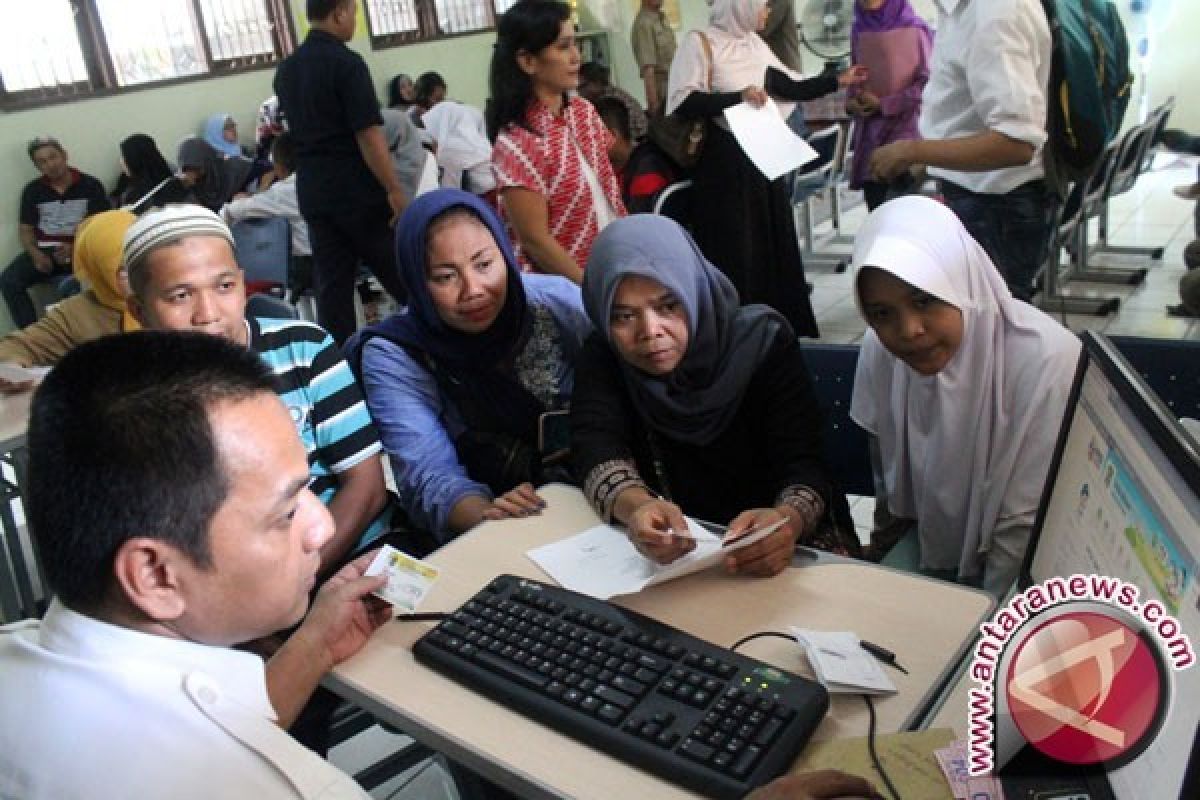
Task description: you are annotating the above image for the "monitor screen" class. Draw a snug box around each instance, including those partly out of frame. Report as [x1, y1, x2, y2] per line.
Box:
[1021, 333, 1200, 799]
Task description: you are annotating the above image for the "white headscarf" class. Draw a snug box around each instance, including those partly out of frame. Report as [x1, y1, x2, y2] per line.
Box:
[849, 196, 1081, 577]
[666, 0, 803, 118]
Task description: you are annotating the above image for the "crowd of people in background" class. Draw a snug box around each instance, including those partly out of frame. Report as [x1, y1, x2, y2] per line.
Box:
[0, 0, 1193, 798]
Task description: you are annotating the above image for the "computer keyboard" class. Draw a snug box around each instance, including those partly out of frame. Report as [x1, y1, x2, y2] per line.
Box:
[413, 575, 830, 799]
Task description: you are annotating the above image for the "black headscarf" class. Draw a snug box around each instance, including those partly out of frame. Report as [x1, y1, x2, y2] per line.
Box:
[176, 137, 253, 212]
[119, 134, 186, 210]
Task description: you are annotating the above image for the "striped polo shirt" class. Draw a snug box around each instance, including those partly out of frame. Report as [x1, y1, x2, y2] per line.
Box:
[248, 316, 390, 550]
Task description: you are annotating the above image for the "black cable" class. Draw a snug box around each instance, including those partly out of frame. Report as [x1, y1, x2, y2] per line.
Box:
[863, 695, 903, 800]
[730, 631, 904, 800]
[729, 630, 795, 652]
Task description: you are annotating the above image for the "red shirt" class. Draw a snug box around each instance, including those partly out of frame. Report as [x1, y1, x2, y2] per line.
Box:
[492, 96, 627, 270]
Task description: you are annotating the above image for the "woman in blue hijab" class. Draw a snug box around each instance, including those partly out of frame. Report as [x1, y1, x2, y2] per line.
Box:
[348, 189, 591, 542]
[571, 215, 859, 575]
[203, 113, 245, 158]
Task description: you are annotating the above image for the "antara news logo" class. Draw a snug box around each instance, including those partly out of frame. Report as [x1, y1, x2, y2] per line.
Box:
[966, 573, 1195, 776]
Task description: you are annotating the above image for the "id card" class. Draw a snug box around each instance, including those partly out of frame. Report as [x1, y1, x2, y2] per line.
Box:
[364, 545, 440, 612]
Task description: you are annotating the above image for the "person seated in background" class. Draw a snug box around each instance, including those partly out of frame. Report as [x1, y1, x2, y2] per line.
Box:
[0, 210, 138, 383]
[110, 133, 189, 212]
[0, 331, 391, 800]
[348, 190, 591, 545]
[221, 132, 313, 296]
[124, 205, 390, 577]
[203, 112, 248, 158]
[577, 61, 649, 142]
[410, 70, 447, 125]
[571, 215, 860, 574]
[381, 108, 428, 203]
[387, 72, 417, 111]
[591, 96, 677, 214]
[176, 137, 258, 213]
[255, 95, 287, 161]
[2, 137, 110, 330]
[849, 196, 1081, 597]
[420, 98, 497, 199]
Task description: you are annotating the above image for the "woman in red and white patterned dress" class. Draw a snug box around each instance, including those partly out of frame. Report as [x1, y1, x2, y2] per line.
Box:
[488, 0, 626, 285]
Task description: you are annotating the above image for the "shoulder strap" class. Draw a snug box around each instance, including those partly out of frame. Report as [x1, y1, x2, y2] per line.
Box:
[695, 31, 714, 91]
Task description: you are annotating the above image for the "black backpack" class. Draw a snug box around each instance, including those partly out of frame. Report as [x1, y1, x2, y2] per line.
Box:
[1041, 0, 1134, 196]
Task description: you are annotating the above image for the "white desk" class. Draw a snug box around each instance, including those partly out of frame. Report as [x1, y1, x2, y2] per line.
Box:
[328, 484, 993, 798]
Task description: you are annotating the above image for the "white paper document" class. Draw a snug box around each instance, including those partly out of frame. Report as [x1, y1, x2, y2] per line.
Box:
[790, 628, 897, 695]
[0, 363, 51, 384]
[723, 98, 819, 180]
[527, 519, 784, 600]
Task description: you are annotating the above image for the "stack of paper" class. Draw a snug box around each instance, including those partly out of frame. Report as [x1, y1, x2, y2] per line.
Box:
[527, 519, 781, 600]
[934, 740, 1007, 800]
[791, 628, 897, 695]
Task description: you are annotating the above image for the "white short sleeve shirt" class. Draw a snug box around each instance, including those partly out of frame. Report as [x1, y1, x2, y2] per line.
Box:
[0, 602, 370, 800]
[920, 0, 1052, 194]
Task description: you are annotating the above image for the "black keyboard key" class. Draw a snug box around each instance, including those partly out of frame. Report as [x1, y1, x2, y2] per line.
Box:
[612, 675, 647, 697]
[732, 745, 763, 779]
[598, 704, 624, 724]
[474, 650, 549, 690]
[680, 739, 715, 763]
[754, 718, 784, 747]
[595, 684, 635, 710]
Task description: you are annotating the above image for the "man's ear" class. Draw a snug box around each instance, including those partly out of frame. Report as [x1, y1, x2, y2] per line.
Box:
[127, 293, 149, 328]
[111, 537, 189, 623]
[515, 49, 538, 78]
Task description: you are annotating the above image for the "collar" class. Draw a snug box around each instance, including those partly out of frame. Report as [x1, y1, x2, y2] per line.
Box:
[40, 167, 81, 190]
[934, 0, 964, 14]
[525, 95, 576, 133]
[38, 599, 276, 720]
[305, 28, 341, 45]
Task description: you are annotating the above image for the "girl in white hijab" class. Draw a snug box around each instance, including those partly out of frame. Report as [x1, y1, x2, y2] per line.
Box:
[664, 0, 866, 338]
[849, 196, 1081, 596]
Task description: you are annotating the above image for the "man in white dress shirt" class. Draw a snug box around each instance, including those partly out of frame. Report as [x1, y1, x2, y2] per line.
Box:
[869, 0, 1052, 301]
[0, 331, 390, 799]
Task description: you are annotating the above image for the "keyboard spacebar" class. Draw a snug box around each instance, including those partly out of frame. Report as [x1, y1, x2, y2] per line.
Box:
[473, 650, 550, 690]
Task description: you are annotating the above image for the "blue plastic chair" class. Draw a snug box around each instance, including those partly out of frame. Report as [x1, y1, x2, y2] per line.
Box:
[798, 342, 874, 498]
[1109, 335, 1200, 420]
[231, 217, 291, 295]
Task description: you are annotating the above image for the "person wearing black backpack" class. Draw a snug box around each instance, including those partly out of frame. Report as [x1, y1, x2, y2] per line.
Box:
[869, 0, 1053, 303]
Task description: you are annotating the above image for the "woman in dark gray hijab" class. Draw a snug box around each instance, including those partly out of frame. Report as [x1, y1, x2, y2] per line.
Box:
[175, 137, 255, 212]
[571, 215, 858, 574]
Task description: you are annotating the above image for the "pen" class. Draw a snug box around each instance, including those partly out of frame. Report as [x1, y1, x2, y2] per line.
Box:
[860, 639, 909, 674]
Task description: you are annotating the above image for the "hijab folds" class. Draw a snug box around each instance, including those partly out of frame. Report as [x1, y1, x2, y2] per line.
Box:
[381, 108, 427, 200]
[72, 209, 140, 332]
[849, 196, 1081, 577]
[852, 0, 931, 43]
[176, 137, 253, 212]
[583, 214, 786, 446]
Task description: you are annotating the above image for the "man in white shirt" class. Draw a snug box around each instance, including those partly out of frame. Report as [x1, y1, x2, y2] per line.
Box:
[869, 0, 1052, 301]
[0, 331, 391, 799]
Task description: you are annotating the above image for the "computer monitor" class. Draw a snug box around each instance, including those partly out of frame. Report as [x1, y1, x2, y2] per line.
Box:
[1005, 332, 1199, 799]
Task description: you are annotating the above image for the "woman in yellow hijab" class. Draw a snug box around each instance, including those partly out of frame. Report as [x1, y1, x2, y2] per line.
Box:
[0, 210, 138, 381]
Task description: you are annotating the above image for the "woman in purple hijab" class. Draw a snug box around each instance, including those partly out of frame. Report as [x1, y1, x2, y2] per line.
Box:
[846, 0, 933, 209]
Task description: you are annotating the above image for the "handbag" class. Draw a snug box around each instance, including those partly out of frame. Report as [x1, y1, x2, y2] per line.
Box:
[648, 31, 713, 170]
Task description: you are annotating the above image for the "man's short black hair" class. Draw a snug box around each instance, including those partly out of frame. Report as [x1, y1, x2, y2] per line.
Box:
[579, 61, 610, 88]
[414, 71, 446, 107]
[27, 331, 278, 612]
[271, 131, 296, 174]
[591, 95, 631, 142]
[307, 0, 352, 21]
[27, 136, 64, 161]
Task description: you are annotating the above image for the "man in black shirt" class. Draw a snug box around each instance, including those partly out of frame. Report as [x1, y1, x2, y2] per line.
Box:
[2, 137, 109, 329]
[274, 0, 409, 344]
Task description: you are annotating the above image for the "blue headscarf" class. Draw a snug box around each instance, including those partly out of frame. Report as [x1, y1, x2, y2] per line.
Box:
[203, 113, 243, 158]
[347, 189, 542, 434]
[583, 215, 787, 446]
